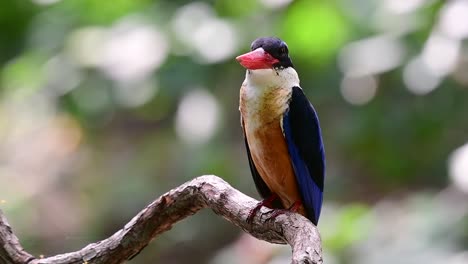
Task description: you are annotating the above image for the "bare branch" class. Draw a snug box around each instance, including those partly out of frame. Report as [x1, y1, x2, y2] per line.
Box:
[0, 213, 35, 264]
[0, 175, 322, 264]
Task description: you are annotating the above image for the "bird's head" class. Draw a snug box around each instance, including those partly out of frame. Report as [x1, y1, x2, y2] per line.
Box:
[236, 37, 294, 70]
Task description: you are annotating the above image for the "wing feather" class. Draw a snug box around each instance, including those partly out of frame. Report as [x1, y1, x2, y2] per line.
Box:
[282, 86, 325, 225]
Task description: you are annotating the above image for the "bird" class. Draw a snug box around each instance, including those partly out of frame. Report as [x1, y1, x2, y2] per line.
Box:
[236, 37, 325, 225]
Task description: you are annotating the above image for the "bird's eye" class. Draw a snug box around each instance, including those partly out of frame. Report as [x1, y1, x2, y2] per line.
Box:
[280, 47, 287, 55]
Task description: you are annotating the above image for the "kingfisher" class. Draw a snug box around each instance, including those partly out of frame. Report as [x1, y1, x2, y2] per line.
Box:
[236, 37, 325, 225]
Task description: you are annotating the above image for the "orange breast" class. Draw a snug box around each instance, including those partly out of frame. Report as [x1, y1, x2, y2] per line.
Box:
[244, 119, 306, 216]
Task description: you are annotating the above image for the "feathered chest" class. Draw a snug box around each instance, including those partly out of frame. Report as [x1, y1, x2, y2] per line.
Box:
[239, 67, 299, 132]
[239, 84, 292, 131]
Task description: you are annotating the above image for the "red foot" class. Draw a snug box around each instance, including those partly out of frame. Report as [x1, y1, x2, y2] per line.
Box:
[288, 200, 302, 212]
[247, 194, 279, 223]
[269, 200, 302, 221]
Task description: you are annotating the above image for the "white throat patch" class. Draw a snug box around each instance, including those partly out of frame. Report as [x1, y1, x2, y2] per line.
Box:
[245, 67, 299, 91]
[240, 67, 300, 130]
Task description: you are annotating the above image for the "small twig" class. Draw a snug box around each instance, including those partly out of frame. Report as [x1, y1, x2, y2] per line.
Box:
[0, 175, 322, 264]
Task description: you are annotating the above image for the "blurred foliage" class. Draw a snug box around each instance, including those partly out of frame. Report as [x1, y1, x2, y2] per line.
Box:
[1, 0, 468, 263]
[282, 0, 349, 63]
[322, 204, 371, 252]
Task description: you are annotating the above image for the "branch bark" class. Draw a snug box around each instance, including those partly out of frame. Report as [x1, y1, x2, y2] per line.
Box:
[0, 175, 322, 264]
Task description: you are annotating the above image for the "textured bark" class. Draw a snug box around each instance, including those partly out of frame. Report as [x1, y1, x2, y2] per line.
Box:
[0, 175, 322, 264]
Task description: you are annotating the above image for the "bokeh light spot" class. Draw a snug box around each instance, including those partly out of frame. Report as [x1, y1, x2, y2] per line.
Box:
[339, 35, 405, 76]
[341, 75, 378, 105]
[171, 2, 216, 55]
[448, 142, 468, 194]
[100, 18, 169, 82]
[67, 27, 107, 67]
[422, 32, 460, 77]
[44, 55, 82, 96]
[439, 0, 468, 39]
[403, 56, 441, 95]
[171, 2, 238, 63]
[113, 79, 157, 108]
[192, 18, 238, 63]
[176, 89, 220, 145]
[383, 0, 426, 14]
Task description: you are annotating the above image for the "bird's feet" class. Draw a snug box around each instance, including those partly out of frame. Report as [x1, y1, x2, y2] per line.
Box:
[268, 200, 302, 221]
[247, 194, 279, 223]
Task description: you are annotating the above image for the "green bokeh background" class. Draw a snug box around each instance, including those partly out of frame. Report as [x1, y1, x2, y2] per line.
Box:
[1, 0, 467, 263]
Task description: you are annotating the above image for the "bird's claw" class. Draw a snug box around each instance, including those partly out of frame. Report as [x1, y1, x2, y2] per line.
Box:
[247, 202, 263, 223]
[247, 194, 279, 224]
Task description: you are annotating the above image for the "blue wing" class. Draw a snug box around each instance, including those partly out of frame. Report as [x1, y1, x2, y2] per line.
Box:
[282, 86, 325, 225]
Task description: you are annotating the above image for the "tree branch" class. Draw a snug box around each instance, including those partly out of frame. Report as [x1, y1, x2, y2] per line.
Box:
[0, 175, 322, 264]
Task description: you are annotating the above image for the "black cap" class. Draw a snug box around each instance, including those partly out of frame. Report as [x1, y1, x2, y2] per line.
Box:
[251, 37, 294, 69]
